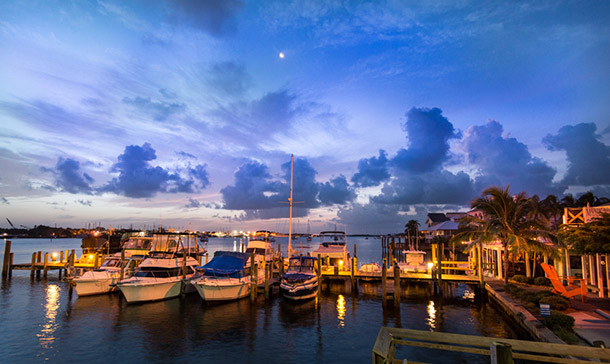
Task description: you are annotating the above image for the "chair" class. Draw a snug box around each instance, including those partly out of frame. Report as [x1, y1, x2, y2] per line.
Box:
[540, 263, 587, 303]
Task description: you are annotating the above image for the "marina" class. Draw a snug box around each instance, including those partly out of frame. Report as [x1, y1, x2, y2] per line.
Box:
[2, 237, 523, 363]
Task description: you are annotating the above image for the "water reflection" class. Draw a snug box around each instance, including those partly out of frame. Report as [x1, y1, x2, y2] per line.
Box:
[38, 284, 60, 348]
[426, 300, 436, 330]
[336, 295, 346, 328]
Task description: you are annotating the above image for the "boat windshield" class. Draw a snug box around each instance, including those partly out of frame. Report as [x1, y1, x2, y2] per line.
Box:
[288, 257, 315, 272]
[134, 266, 194, 278]
[245, 247, 267, 255]
[123, 238, 152, 250]
[101, 259, 121, 268]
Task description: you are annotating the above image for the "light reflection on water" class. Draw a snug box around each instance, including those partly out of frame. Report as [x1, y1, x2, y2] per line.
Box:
[426, 300, 436, 330]
[38, 284, 60, 349]
[336, 294, 346, 328]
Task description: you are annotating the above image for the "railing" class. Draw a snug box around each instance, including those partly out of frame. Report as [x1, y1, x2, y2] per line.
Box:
[372, 327, 610, 364]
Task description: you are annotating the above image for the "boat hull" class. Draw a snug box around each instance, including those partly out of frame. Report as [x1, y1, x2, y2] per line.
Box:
[192, 277, 250, 301]
[280, 275, 319, 301]
[118, 278, 194, 303]
[73, 277, 117, 296]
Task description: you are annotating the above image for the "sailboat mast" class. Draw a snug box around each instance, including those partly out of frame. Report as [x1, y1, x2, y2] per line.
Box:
[288, 154, 294, 256]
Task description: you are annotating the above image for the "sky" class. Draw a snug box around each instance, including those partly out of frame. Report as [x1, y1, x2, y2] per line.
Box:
[1, 0, 610, 234]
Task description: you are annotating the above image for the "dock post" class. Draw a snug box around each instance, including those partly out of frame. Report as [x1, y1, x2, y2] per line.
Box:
[70, 249, 76, 278]
[94, 253, 100, 269]
[264, 257, 270, 299]
[2, 240, 11, 279]
[205, 253, 209, 264]
[30, 252, 36, 279]
[43, 252, 49, 279]
[8, 253, 13, 278]
[317, 254, 322, 297]
[490, 342, 513, 364]
[477, 245, 484, 288]
[382, 258, 387, 304]
[250, 253, 256, 301]
[437, 241, 443, 293]
[120, 249, 125, 281]
[36, 251, 42, 279]
[351, 244, 357, 292]
[394, 261, 400, 305]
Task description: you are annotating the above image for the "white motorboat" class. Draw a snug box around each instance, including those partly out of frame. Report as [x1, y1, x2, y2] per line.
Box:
[246, 230, 274, 285]
[357, 262, 382, 281]
[72, 255, 140, 296]
[398, 250, 429, 273]
[192, 251, 251, 302]
[121, 236, 153, 258]
[280, 256, 319, 301]
[311, 231, 350, 271]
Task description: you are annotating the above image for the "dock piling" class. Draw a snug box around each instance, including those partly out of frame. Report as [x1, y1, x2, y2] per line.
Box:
[250, 253, 256, 301]
[30, 252, 36, 279]
[43, 252, 49, 279]
[2, 240, 11, 279]
[393, 261, 400, 305]
[317, 254, 322, 297]
[381, 258, 387, 304]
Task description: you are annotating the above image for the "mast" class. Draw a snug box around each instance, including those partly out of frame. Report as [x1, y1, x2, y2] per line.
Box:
[288, 154, 294, 256]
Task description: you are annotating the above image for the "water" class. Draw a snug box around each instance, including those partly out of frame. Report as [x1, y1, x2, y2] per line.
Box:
[1, 237, 521, 363]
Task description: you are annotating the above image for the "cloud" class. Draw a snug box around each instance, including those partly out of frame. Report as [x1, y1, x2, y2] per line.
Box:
[76, 199, 92, 206]
[351, 149, 390, 187]
[543, 123, 610, 186]
[122, 96, 186, 122]
[461, 120, 560, 196]
[1, 197, 9, 205]
[318, 175, 356, 206]
[166, 0, 245, 37]
[47, 158, 94, 194]
[336, 203, 423, 235]
[220, 161, 283, 211]
[185, 198, 202, 208]
[208, 61, 251, 96]
[159, 88, 177, 99]
[102, 143, 210, 198]
[391, 107, 460, 173]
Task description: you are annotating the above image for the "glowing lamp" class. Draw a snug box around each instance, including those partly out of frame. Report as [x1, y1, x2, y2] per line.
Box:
[338, 260, 344, 266]
[51, 252, 58, 261]
[427, 262, 434, 270]
[88, 254, 94, 261]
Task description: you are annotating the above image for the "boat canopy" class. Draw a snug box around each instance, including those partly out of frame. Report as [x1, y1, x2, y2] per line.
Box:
[199, 251, 250, 277]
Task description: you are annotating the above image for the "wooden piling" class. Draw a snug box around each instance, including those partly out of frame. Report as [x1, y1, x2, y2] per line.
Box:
[393, 262, 400, 305]
[382, 258, 387, 304]
[30, 252, 36, 279]
[69, 250, 75, 278]
[490, 342, 513, 364]
[8, 253, 13, 278]
[437, 241, 443, 291]
[120, 249, 125, 281]
[43, 252, 49, 279]
[205, 253, 209, 264]
[2, 240, 12, 279]
[250, 253, 256, 301]
[351, 244, 357, 292]
[477, 245, 484, 287]
[317, 254, 322, 297]
[264, 257, 270, 298]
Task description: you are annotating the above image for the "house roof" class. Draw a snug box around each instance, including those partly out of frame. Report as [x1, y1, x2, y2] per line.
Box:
[425, 220, 459, 231]
[426, 213, 450, 223]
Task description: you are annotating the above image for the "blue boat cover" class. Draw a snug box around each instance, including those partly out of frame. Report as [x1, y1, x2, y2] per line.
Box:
[198, 251, 251, 277]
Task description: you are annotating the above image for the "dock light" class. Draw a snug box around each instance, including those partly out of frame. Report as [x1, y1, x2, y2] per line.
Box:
[338, 260, 344, 267]
[427, 262, 434, 270]
[51, 252, 58, 261]
[88, 254, 94, 261]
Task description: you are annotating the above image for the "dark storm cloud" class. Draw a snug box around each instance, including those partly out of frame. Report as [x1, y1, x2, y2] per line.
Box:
[318, 175, 356, 206]
[122, 96, 185, 121]
[336, 203, 424, 235]
[208, 61, 250, 96]
[166, 0, 245, 37]
[351, 149, 390, 187]
[51, 157, 94, 194]
[221, 157, 355, 220]
[462, 120, 560, 196]
[543, 123, 610, 186]
[391, 107, 459, 173]
[102, 143, 210, 198]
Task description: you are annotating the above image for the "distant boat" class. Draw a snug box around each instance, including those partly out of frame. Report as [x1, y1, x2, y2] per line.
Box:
[72, 255, 140, 296]
[398, 250, 429, 273]
[246, 231, 273, 285]
[357, 262, 382, 281]
[280, 256, 319, 301]
[191, 251, 251, 302]
[311, 231, 349, 271]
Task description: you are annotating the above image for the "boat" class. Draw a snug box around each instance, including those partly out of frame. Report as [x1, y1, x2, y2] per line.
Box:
[121, 236, 153, 258]
[398, 250, 429, 273]
[357, 262, 382, 281]
[72, 254, 141, 296]
[191, 251, 251, 302]
[116, 233, 202, 303]
[280, 255, 319, 300]
[311, 231, 350, 271]
[245, 230, 274, 284]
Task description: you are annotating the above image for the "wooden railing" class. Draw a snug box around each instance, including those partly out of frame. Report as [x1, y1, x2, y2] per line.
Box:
[372, 327, 610, 364]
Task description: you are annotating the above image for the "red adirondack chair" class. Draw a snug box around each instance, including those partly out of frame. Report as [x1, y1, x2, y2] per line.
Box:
[540, 263, 587, 303]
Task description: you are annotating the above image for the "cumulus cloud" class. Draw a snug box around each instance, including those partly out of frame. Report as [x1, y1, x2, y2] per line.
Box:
[220, 157, 355, 219]
[122, 96, 186, 122]
[462, 120, 560, 196]
[185, 198, 202, 208]
[49, 158, 94, 194]
[336, 203, 424, 235]
[351, 149, 390, 187]
[166, 0, 245, 36]
[102, 143, 210, 198]
[391, 107, 460, 173]
[543, 123, 610, 186]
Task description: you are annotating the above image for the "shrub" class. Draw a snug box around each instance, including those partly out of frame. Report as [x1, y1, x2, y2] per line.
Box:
[533, 277, 550, 286]
[512, 274, 528, 283]
[539, 295, 570, 311]
[543, 311, 575, 331]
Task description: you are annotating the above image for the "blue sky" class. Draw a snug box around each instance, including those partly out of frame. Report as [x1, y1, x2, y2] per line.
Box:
[1, 0, 609, 234]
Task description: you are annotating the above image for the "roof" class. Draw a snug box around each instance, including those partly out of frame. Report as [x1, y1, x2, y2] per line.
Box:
[425, 220, 459, 231]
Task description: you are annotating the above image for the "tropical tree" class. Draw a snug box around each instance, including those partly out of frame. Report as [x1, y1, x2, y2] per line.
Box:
[458, 186, 556, 285]
[559, 213, 610, 255]
[404, 219, 420, 249]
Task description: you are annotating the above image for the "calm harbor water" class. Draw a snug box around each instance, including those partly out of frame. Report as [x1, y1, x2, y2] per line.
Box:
[1, 237, 522, 363]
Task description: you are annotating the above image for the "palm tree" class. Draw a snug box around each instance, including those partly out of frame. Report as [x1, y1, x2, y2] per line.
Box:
[466, 186, 555, 285]
[405, 219, 420, 249]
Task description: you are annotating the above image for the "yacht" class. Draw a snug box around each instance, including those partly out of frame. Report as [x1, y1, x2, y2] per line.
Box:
[280, 256, 319, 300]
[191, 251, 251, 302]
[398, 250, 429, 273]
[245, 230, 274, 284]
[311, 231, 350, 271]
[72, 255, 141, 296]
[116, 233, 202, 303]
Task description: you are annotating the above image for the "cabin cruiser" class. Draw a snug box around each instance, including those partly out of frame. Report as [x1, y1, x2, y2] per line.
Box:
[280, 256, 319, 300]
[357, 262, 382, 281]
[191, 251, 251, 302]
[245, 230, 274, 284]
[398, 250, 429, 273]
[116, 233, 203, 303]
[121, 236, 153, 258]
[311, 231, 350, 271]
[72, 255, 141, 296]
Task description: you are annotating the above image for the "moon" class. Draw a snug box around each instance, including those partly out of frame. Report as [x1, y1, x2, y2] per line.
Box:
[279, 52, 285, 59]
